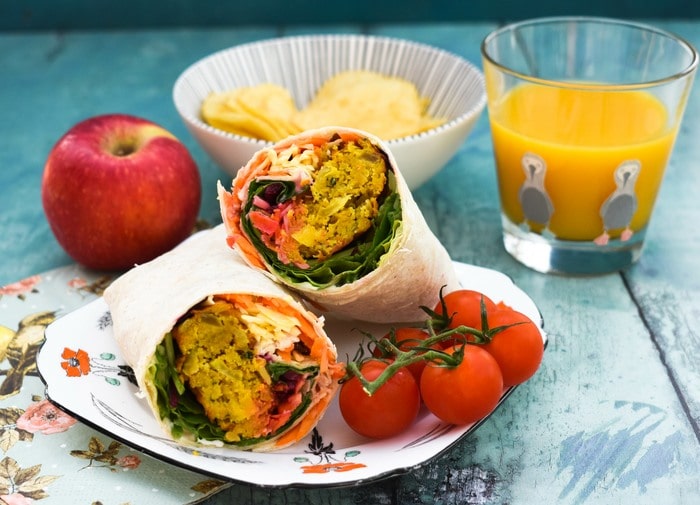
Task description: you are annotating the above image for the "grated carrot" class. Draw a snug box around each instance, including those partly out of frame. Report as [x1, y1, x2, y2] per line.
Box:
[273, 395, 330, 448]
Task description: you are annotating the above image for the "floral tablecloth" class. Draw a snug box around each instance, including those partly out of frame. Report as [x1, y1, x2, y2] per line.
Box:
[0, 265, 229, 505]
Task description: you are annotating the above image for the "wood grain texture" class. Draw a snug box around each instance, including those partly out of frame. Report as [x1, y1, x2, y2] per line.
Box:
[1, 21, 699, 504]
[620, 19, 700, 460]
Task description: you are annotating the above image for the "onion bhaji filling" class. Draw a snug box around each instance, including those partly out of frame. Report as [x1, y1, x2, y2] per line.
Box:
[171, 298, 313, 443]
[249, 137, 388, 268]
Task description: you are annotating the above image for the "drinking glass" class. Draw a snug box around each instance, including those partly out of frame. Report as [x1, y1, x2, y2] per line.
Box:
[481, 17, 697, 274]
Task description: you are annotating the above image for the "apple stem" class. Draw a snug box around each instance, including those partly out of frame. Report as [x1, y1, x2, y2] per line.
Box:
[113, 143, 137, 156]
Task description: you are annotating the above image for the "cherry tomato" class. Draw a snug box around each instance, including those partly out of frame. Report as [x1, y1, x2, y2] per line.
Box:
[339, 360, 421, 439]
[484, 308, 544, 387]
[420, 345, 503, 425]
[373, 327, 434, 382]
[433, 290, 498, 348]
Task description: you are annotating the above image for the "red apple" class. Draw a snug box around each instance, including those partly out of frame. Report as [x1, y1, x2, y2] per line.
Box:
[42, 113, 202, 271]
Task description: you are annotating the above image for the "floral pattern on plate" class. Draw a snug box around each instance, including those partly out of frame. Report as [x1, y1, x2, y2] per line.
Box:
[0, 267, 229, 504]
[34, 261, 546, 488]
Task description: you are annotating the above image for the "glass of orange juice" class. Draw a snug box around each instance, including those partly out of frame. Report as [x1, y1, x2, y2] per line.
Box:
[481, 17, 697, 274]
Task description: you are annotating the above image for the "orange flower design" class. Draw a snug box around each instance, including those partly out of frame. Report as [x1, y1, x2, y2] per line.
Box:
[300, 461, 366, 474]
[61, 347, 91, 377]
[297, 430, 366, 476]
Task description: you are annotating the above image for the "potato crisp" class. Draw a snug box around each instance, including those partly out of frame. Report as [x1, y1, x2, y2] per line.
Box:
[201, 71, 445, 142]
[201, 84, 300, 142]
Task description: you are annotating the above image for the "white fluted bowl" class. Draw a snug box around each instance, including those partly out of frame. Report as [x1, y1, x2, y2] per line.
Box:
[173, 34, 485, 190]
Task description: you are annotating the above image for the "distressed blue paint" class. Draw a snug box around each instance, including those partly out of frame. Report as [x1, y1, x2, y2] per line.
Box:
[616, 399, 664, 414]
[618, 431, 684, 492]
[557, 402, 680, 503]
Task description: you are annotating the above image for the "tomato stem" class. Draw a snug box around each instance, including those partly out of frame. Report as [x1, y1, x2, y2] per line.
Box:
[345, 289, 526, 395]
[347, 322, 475, 395]
[346, 345, 456, 396]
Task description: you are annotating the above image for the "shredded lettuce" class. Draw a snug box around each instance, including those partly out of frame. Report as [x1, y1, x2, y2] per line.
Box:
[242, 172, 401, 288]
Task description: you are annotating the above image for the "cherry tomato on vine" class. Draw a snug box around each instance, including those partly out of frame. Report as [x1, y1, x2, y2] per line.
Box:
[433, 289, 498, 348]
[420, 345, 503, 425]
[372, 327, 434, 382]
[483, 308, 544, 387]
[339, 359, 421, 439]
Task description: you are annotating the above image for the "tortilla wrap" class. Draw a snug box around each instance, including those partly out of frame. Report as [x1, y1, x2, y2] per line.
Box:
[103, 225, 343, 451]
[218, 126, 459, 323]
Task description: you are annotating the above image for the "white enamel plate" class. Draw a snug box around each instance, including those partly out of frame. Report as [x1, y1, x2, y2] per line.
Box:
[37, 261, 546, 488]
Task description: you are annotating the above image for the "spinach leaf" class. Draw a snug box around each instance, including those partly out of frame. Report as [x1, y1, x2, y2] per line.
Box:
[267, 361, 319, 383]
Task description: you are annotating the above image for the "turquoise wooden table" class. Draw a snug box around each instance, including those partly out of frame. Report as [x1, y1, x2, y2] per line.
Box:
[1, 20, 699, 505]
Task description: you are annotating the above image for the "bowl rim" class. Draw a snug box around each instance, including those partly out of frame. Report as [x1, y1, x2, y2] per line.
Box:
[172, 33, 486, 148]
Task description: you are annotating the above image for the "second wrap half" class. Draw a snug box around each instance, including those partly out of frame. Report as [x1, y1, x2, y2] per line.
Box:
[218, 126, 459, 323]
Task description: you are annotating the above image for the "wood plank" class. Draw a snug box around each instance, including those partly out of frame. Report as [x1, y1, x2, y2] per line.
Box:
[620, 21, 700, 446]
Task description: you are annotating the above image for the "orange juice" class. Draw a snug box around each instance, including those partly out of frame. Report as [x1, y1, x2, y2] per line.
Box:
[489, 84, 677, 241]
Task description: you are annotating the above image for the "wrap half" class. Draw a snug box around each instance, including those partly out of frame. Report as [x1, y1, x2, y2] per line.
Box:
[218, 126, 459, 322]
[103, 225, 343, 452]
